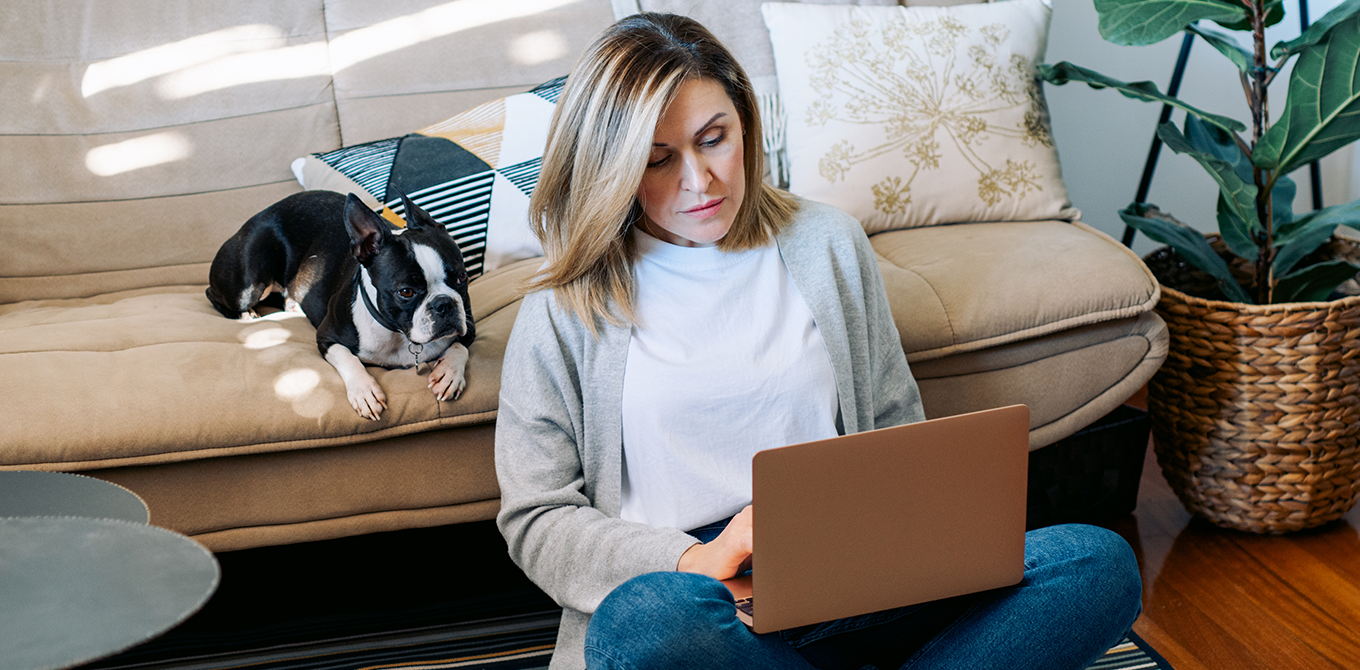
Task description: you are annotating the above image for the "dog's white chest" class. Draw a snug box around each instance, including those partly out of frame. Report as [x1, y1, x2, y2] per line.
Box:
[355, 322, 453, 368]
[350, 294, 451, 369]
[357, 330, 416, 368]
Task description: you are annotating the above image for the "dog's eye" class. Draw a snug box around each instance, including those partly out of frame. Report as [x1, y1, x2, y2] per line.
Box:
[398, 288, 416, 299]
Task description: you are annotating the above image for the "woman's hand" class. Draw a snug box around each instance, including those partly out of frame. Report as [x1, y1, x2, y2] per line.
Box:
[676, 505, 753, 580]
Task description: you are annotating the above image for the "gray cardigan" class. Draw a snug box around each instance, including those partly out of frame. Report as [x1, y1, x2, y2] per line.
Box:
[494, 197, 925, 669]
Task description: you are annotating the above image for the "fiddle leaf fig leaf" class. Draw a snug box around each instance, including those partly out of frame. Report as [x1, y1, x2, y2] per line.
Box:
[1274, 199, 1360, 276]
[1038, 62, 1247, 133]
[1185, 114, 1296, 244]
[1272, 0, 1360, 58]
[1187, 23, 1254, 73]
[1274, 259, 1360, 303]
[1119, 203, 1253, 303]
[1094, 0, 1248, 46]
[1216, 194, 1260, 262]
[1277, 199, 1360, 241]
[1213, 0, 1285, 32]
[1184, 114, 1261, 186]
[1274, 220, 1342, 278]
[1158, 121, 1261, 233]
[1254, 11, 1360, 173]
[1272, 172, 1298, 231]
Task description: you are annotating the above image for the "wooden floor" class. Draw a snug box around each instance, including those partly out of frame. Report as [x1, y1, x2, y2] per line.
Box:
[1102, 423, 1360, 669]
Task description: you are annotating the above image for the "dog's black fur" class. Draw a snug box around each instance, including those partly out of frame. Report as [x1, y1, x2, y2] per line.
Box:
[207, 191, 475, 419]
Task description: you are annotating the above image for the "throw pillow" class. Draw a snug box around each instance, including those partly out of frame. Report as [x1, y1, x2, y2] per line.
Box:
[291, 77, 564, 278]
[761, 0, 1078, 233]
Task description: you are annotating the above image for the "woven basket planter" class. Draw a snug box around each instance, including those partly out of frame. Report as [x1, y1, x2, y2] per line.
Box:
[1143, 238, 1360, 533]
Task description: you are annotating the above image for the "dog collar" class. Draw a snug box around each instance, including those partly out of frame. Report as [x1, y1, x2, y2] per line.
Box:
[352, 268, 406, 334]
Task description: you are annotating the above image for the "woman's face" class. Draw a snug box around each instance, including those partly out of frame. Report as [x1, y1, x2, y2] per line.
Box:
[635, 77, 745, 247]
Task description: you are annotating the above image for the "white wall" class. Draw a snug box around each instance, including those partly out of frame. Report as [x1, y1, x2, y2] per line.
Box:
[1043, 0, 1354, 256]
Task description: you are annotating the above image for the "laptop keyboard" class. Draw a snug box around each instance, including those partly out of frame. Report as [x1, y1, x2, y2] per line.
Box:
[734, 597, 754, 616]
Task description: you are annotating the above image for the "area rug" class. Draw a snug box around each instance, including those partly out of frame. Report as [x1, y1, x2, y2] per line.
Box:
[87, 610, 562, 670]
[84, 616, 1171, 670]
[81, 522, 1173, 670]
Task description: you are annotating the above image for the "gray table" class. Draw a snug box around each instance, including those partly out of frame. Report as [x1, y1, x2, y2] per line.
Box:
[0, 472, 220, 670]
[0, 471, 149, 523]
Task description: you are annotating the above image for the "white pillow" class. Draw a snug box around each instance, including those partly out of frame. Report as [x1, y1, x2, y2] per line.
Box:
[762, 0, 1077, 233]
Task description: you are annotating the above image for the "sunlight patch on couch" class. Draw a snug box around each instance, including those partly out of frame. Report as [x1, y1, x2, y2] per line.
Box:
[85, 132, 193, 177]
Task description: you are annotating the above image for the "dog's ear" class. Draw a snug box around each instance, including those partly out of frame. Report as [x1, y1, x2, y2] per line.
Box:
[343, 193, 390, 266]
[398, 193, 440, 231]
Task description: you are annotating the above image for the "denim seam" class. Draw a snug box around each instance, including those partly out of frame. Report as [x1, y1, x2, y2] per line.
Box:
[584, 644, 633, 670]
[781, 606, 920, 648]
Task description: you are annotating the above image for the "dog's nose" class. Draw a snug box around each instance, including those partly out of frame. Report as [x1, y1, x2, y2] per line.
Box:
[428, 295, 455, 317]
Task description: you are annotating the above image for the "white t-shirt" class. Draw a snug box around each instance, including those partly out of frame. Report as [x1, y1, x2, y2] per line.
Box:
[620, 228, 839, 531]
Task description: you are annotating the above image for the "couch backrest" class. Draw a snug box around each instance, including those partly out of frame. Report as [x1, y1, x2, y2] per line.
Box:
[1, 0, 983, 304]
[0, 0, 615, 303]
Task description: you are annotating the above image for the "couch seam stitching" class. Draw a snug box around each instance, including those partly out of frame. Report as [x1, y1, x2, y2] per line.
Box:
[913, 328, 1153, 379]
[0, 179, 297, 207]
[0, 101, 336, 139]
[2, 411, 500, 470]
[320, 0, 344, 149]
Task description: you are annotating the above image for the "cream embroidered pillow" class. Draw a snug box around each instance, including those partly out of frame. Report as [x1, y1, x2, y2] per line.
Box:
[762, 0, 1077, 233]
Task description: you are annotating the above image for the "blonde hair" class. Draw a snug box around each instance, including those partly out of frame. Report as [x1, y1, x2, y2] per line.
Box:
[525, 12, 799, 332]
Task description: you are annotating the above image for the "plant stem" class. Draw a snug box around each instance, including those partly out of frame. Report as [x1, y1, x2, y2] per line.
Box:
[1251, 0, 1274, 304]
[1239, 70, 1259, 115]
[1263, 54, 1289, 87]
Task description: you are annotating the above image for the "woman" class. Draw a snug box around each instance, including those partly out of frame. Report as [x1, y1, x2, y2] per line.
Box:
[495, 13, 1142, 670]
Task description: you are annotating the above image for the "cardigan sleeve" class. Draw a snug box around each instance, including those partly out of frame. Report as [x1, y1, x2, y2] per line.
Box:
[493, 291, 699, 615]
[843, 211, 925, 431]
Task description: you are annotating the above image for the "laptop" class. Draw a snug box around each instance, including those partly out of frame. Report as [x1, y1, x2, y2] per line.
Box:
[720, 404, 1030, 633]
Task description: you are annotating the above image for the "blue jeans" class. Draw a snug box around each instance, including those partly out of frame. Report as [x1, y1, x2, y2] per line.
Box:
[583, 523, 1142, 670]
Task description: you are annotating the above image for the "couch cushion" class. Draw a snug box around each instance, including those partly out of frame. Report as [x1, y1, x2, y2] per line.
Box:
[89, 425, 502, 552]
[0, 0, 339, 303]
[0, 257, 538, 471]
[913, 312, 1166, 449]
[763, 0, 1078, 233]
[873, 219, 1159, 361]
[323, 0, 616, 145]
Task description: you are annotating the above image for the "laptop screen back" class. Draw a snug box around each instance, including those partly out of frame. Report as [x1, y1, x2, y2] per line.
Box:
[748, 405, 1029, 633]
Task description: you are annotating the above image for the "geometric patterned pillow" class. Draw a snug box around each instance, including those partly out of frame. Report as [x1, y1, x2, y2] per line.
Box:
[293, 77, 563, 279]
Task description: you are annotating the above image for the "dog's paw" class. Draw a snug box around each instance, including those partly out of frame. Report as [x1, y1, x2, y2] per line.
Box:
[345, 375, 388, 420]
[428, 349, 468, 402]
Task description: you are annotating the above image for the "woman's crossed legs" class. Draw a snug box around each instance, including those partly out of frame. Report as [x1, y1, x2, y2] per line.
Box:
[584, 524, 1142, 670]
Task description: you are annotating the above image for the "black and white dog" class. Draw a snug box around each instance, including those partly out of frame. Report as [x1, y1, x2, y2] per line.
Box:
[206, 191, 474, 420]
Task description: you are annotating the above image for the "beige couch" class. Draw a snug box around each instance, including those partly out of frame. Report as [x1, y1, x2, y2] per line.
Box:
[0, 0, 1167, 552]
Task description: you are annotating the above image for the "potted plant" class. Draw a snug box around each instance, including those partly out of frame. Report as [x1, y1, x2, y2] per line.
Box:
[1038, 0, 1360, 533]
